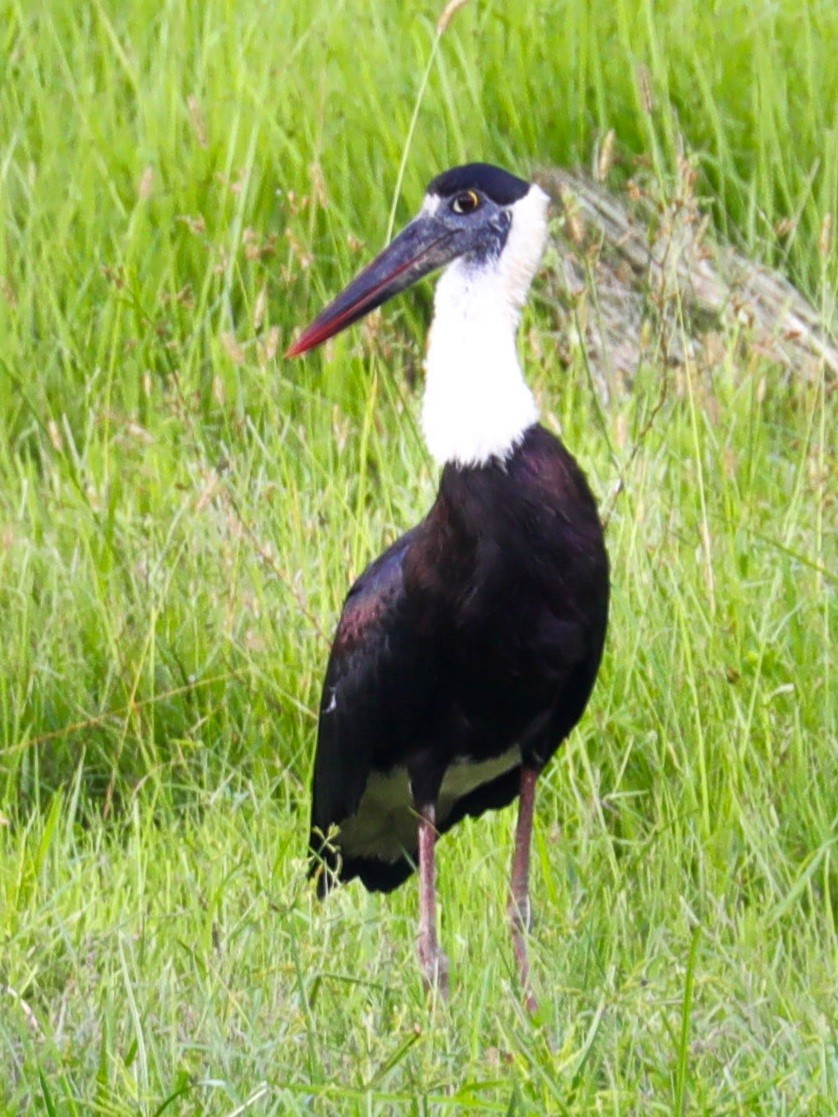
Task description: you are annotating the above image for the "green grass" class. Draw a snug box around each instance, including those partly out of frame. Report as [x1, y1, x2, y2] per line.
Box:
[1, 0, 836, 1112]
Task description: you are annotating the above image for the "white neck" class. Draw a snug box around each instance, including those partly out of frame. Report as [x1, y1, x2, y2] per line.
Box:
[421, 184, 550, 468]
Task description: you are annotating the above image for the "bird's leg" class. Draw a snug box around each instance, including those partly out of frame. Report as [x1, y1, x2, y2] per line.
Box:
[417, 803, 449, 998]
[508, 766, 539, 1013]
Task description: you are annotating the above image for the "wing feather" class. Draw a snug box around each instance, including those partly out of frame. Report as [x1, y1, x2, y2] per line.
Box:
[309, 527, 423, 892]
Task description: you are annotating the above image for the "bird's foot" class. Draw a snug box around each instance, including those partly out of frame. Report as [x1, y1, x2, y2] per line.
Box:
[418, 938, 450, 1000]
[519, 975, 539, 1015]
[507, 893, 532, 935]
[508, 896, 539, 1014]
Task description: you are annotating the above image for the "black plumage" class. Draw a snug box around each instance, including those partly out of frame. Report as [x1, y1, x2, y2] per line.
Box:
[310, 423, 608, 893]
[287, 163, 610, 1004]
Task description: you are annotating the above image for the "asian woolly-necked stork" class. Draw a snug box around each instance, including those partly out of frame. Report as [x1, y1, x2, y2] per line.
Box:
[286, 163, 609, 1007]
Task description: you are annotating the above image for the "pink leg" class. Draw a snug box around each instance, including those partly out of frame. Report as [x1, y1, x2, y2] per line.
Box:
[508, 767, 539, 1013]
[417, 804, 449, 997]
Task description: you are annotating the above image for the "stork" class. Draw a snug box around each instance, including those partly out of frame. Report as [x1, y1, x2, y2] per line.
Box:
[287, 163, 609, 1007]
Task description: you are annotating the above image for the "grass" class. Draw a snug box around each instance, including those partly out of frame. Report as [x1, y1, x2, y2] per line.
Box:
[0, 0, 836, 1112]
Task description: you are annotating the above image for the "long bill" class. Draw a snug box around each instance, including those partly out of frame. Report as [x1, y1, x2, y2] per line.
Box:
[285, 215, 459, 358]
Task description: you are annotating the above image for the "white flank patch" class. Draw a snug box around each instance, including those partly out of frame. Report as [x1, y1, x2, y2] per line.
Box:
[437, 744, 522, 809]
[338, 768, 416, 862]
[422, 184, 550, 468]
[338, 745, 522, 863]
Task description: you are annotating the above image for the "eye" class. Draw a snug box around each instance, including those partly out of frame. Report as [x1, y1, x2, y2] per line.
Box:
[450, 189, 481, 215]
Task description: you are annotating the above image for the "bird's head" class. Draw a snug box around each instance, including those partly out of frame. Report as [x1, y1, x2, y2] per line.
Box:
[285, 163, 550, 358]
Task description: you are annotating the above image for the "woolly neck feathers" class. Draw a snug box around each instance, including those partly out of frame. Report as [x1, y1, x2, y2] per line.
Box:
[421, 184, 550, 468]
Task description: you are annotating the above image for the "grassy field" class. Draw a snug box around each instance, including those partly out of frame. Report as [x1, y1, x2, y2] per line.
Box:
[1, 0, 836, 1112]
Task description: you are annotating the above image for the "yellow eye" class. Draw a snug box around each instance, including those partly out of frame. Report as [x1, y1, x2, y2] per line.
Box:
[451, 189, 481, 215]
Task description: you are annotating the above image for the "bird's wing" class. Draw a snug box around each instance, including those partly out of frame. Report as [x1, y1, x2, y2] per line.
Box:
[309, 526, 424, 891]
